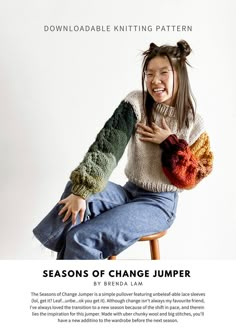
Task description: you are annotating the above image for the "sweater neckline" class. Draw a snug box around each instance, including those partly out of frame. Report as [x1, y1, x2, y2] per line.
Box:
[155, 103, 176, 117]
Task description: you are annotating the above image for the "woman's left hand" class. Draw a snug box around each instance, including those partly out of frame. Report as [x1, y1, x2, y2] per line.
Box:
[136, 118, 172, 144]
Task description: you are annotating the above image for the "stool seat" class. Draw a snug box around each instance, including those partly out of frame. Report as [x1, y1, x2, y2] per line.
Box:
[108, 230, 167, 260]
[139, 230, 167, 241]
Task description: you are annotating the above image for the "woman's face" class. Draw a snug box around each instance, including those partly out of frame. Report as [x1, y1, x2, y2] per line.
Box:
[145, 56, 178, 106]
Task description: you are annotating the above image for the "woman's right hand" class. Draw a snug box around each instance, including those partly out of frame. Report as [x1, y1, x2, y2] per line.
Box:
[58, 194, 86, 225]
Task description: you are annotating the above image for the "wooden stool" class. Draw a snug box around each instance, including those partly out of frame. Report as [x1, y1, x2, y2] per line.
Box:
[108, 230, 167, 260]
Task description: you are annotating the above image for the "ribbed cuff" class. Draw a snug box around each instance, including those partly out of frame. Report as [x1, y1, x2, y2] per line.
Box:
[71, 184, 90, 199]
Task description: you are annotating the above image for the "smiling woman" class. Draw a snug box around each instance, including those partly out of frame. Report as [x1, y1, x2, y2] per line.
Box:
[33, 40, 213, 260]
[144, 63, 177, 106]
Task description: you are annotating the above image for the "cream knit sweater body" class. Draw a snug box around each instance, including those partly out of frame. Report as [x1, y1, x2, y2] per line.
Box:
[124, 91, 205, 192]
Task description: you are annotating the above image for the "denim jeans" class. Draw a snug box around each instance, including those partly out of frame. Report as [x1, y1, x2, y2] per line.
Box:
[33, 181, 178, 259]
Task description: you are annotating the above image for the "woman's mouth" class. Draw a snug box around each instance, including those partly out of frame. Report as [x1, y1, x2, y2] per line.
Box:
[153, 88, 165, 96]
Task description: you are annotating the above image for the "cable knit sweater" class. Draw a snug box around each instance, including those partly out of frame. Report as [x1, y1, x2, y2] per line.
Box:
[70, 91, 213, 198]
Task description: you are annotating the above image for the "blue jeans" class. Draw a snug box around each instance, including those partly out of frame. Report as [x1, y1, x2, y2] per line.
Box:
[33, 181, 178, 259]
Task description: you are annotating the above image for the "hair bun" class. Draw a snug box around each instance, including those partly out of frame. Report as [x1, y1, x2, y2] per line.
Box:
[149, 42, 158, 50]
[177, 40, 191, 58]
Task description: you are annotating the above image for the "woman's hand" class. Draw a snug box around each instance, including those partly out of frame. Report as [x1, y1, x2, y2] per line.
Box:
[58, 194, 86, 225]
[136, 118, 172, 144]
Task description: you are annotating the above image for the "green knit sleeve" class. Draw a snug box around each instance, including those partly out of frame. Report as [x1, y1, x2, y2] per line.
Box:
[70, 101, 137, 198]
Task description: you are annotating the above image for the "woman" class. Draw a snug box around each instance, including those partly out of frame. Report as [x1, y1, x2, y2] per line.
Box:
[33, 40, 213, 259]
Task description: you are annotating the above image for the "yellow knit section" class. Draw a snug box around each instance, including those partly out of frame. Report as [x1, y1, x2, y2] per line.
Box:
[190, 132, 214, 178]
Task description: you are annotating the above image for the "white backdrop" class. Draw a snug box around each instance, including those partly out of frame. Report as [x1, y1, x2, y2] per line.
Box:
[0, 0, 235, 260]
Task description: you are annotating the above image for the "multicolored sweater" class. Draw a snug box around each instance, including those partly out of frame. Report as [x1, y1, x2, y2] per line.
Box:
[70, 91, 213, 198]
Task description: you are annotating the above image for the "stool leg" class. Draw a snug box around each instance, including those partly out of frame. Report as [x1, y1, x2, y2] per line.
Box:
[108, 255, 117, 260]
[149, 239, 160, 260]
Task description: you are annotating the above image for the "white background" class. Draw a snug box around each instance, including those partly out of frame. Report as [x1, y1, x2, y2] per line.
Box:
[0, 0, 235, 261]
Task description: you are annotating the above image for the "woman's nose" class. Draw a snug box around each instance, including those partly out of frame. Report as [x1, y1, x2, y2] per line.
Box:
[151, 73, 162, 84]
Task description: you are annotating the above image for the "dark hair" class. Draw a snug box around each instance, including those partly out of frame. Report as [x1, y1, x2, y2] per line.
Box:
[141, 40, 196, 130]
